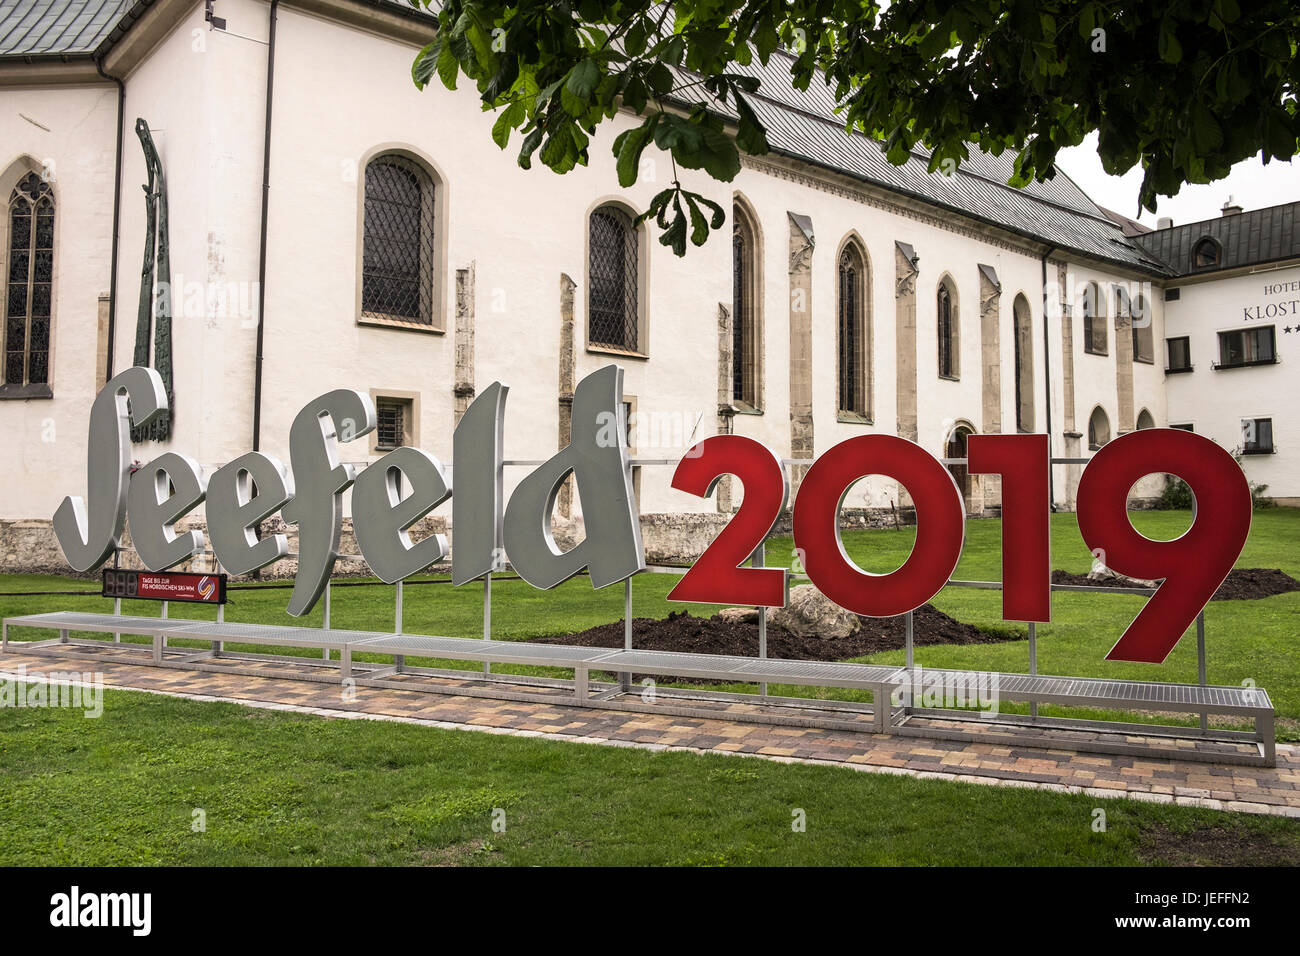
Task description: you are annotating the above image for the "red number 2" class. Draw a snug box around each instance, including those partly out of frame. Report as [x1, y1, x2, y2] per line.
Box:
[667, 436, 789, 607]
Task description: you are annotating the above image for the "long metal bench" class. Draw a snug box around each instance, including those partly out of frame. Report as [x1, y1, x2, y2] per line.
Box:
[1, 611, 1277, 764]
[887, 667, 1276, 764]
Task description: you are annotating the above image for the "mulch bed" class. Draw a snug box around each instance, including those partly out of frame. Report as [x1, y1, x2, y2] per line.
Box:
[535, 604, 1018, 683]
[1051, 567, 1300, 601]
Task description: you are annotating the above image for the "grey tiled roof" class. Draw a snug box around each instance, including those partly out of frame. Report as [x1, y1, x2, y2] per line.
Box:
[0, 0, 133, 57]
[723, 51, 1173, 276]
[1, 2, 1177, 275]
[1135, 203, 1300, 277]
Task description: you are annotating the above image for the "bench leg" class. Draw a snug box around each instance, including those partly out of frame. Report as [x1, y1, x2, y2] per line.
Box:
[575, 666, 588, 701]
[340, 646, 352, 681]
[152, 636, 162, 663]
[394, 654, 405, 674]
[873, 683, 890, 733]
[1, 621, 7, 653]
[1259, 711, 1276, 767]
[59, 628, 68, 644]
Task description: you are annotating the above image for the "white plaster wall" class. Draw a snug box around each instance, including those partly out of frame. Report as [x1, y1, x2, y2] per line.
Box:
[1165, 263, 1300, 499]
[0, 85, 117, 519]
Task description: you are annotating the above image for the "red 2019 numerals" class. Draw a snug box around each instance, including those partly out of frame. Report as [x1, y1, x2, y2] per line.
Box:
[669, 429, 1250, 665]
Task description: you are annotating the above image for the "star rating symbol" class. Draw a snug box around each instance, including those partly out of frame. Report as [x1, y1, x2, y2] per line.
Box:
[1286, 326, 1296, 334]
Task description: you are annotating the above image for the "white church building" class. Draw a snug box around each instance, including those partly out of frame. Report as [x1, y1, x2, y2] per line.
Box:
[0, 0, 1295, 571]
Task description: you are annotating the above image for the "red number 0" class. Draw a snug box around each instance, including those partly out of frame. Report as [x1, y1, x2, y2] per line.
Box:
[1076, 429, 1251, 663]
[667, 436, 789, 607]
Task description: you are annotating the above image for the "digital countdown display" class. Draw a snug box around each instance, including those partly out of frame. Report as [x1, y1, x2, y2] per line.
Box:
[101, 569, 227, 605]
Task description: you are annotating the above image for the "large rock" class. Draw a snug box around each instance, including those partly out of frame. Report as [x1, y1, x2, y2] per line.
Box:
[1087, 560, 1158, 589]
[770, 585, 860, 639]
[717, 607, 760, 624]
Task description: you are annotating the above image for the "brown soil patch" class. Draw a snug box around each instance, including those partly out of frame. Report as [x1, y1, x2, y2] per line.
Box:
[535, 604, 1019, 684]
[1139, 824, 1300, 866]
[1051, 567, 1300, 601]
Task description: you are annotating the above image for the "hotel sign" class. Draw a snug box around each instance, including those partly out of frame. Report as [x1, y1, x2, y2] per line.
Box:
[55, 366, 1251, 665]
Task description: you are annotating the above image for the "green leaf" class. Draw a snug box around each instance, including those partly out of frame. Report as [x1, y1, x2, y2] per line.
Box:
[437, 34, 460, 89]
[412, 37, 441, 90]
[566, 59, 601, 100]
[735, 96, 769, 155]
[1157, 19, 1183, 64]
[516, 124, 545, 170]
[491, 99, 525, 149]
[613, 116, 658, 188]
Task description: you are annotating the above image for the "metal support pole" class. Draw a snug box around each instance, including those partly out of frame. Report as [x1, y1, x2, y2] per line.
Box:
[322, 580, 331, 659]
[112, 547, 121, 643]
[483, 572, 491, 676]
[1197, 610, 1208, 733]
[621, 576, 633, 692]
[1029, 621, 1038, 719]
[755, 542, 767, 698]
[395, 580, 403, 634]
[904, 610, 914, 670]
[160, 600, 168, 652]
[213, 555, 224, 655]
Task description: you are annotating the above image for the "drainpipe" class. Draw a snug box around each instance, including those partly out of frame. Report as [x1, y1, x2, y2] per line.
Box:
[252, 0, 280, 451]
[95, 55, 125, 382]
[1040, 245, 1057, 510]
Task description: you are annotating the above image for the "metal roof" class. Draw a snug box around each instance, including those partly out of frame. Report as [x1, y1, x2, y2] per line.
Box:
[724, 51, 1173, 276]
[0, 0, 132, 57]
[1135, 202, 1300, 276]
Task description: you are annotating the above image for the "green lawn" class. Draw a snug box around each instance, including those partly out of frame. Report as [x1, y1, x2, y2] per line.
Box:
[0, 509, 1297, 865]
[0, 688, 1296, 866]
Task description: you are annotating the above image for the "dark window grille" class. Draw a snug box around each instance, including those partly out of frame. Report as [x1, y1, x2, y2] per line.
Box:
[838, 247, 862, 413]
[362, 156, 434, 324]
[937, 283, 956, 378]
[5, 172, 53, 386]
[732, 222, 747, 402]
[375, 399, 407, 450]
[588, 206, 638, 350]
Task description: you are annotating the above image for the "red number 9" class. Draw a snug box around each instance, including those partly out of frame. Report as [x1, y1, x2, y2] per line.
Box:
[1076, 428, 1251, 663]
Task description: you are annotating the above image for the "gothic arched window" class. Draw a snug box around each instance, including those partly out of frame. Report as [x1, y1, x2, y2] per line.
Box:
[588, 204, 640, 351]
[937, 277, 959, 379]
[362, 154, 436, 325]
[732, 202, 760, 407]
[4, 172, 54, 391]
[837, 240, 871, 417]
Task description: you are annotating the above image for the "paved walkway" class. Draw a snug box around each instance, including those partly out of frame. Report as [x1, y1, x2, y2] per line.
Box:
[3, 642, 1298, 818]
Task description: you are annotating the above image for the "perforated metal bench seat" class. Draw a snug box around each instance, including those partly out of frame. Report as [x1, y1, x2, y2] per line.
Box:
[2, 611, 369, 650]
[894, 667, 1274, 716]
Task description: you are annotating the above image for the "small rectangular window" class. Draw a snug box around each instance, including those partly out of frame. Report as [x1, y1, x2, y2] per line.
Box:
[375, 398, 409, 450]
[1171, 423, 1194, 432]
[1217, 327, 1276, 368]
[1165, 336, 1192, 372]
[1241, 418, 1274, 455]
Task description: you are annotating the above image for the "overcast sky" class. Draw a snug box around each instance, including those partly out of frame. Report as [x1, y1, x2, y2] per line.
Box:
[1054, 132, 1299, 229]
